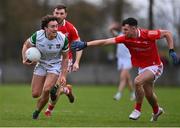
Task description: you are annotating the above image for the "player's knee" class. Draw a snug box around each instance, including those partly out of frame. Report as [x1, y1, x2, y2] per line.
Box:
[134, 77, 142, 87]
[32, 91, 41, 98]
[43, 85, 52, 93]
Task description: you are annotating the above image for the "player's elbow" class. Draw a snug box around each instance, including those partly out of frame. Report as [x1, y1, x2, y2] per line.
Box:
[161, 30, 172, 38]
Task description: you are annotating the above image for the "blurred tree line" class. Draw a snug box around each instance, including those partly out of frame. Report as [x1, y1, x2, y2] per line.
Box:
[0, 0, 179, 64]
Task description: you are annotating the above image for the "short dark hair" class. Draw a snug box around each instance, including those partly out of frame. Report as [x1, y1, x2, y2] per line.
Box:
[54, 4, 67, 12]
[122, 17, 138, 26]
[41, 15, 58, 29]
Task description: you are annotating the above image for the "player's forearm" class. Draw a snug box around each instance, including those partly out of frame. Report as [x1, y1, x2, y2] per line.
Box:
[87, 38, 115, 47]
[22, 40, 31, 61]
[75, 50, 83, 64]
[22, 45, 27, 61]
[87, 39, 107, 46]
[165, 32, 174, 49]
[61, 54, 68, 77]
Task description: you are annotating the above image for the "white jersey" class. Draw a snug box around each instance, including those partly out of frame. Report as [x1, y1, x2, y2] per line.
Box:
[116, 44, 131, 59]
[116, 41, 132, 70]
[28, 29, 69, 65]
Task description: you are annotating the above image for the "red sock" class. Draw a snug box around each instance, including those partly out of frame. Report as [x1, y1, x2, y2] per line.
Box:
[152, 104, 159, 114]
[135, 103, 142, 112]
[48, 103, 54, 111]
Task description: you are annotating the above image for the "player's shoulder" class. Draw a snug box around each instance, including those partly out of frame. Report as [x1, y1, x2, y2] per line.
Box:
[57, 31, 66, 39]
[65, 20, 74, 26]
[139, 28, 160, 38]
[35, 29, 45, 38]
[139, 28, 149, 34]
[65, 20, 77, 29]
[36, 29, 45, 34]
[139, 28, 159, 34]
[138, 28, 150, 38]
[116, 34, 125, 39]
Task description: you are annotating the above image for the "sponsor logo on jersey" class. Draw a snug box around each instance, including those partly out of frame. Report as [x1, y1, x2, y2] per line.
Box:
[56, 44, 61, 49]
[148, 31, 158, 35]
[48, 44, 53, 49]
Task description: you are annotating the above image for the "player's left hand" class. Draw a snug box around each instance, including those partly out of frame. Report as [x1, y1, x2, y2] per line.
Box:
[71, 41, 87, 51]
[169, 49, 179, 65]
[58, 75, 66, 86]
[72, 62, 79, 72]
[23, 58, 37, 66]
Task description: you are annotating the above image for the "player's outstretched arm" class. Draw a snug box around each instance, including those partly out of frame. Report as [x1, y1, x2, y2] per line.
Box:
[71, 38, 115, 51]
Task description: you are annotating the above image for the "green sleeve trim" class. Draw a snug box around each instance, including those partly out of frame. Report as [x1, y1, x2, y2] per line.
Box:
[30, 32, 37, 45]
[62, 37, 69, 51]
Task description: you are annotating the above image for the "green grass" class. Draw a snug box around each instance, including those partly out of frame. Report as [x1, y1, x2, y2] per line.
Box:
[0, 84, 180, 127]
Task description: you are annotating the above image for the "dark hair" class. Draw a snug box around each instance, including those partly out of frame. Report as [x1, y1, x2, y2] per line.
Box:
[122, 17, 138, 26]
[41, 15, 58, 29]
[54, 4, 67, 12]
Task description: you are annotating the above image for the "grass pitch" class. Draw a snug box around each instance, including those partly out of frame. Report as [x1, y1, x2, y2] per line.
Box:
[0, 84, 180, 127]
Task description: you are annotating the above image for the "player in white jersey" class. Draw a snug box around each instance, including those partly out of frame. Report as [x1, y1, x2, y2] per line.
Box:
[45, 4, 83, 117]
[22, 15, 69, 119]
[109, 22, 135, 101]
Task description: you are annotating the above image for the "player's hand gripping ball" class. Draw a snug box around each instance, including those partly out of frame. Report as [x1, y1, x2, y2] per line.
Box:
[25, 47, 41, 62]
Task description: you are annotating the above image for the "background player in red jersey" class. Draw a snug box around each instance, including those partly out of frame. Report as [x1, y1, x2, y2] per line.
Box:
[109, 22, 135, 101]
[71, 17, 179, 121]
[45, 4, 83, 117]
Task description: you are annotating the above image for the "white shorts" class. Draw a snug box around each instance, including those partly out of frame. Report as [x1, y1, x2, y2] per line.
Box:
[33, 62, 60, 76]
[117, 58, 132, 70]
[138, 63, 163, 82]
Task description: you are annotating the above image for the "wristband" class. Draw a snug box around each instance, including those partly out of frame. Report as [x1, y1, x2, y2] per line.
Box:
[169, 49, 175, 53]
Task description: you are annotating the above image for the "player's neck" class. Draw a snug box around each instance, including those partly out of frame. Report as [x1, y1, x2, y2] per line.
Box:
[45, 32, 57, 40]
[59, 19, 65, 26]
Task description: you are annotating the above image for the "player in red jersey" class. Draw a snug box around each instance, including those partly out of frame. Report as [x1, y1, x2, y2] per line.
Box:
[45, 4, 83, 117]
[71, 17, 179, 121]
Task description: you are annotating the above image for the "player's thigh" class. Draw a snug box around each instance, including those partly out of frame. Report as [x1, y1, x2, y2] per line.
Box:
[135, 70, 154, 86]
[31, 74, 46, 97]
[43, 73, 59, 92]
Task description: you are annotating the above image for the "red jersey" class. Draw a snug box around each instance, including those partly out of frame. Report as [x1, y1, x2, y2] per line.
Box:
[115, 28, 162, 68]
[58, 20, 80, 59]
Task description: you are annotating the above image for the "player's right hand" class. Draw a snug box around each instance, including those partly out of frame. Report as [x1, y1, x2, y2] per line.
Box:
[72, 62, 79, 72]
[71, 41, 87, 51]
[169, 49, 179, 65]
[58, 75, 66, 87]
[23, 58, 36, 66]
